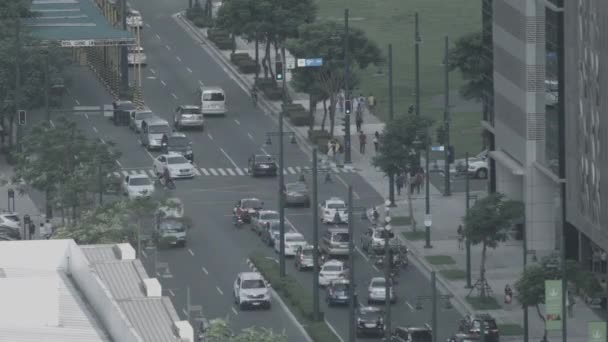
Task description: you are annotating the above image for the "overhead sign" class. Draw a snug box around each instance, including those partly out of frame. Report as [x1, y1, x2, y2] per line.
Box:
[61, 40, 94, 47]
[431, 145, 445, 152]
[286, 57, 296, 70]
[589, 322, 607, 342]
[296, 58, 323, 68]
[544, 280, 562, 331]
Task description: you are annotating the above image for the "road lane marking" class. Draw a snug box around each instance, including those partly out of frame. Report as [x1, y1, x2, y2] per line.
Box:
[216, 287, 224, 295]
[260, 147, 269, 155]
[208, 168, 218, 176]
[171, 93, 178, 99]
[92, 126, 98, 133]
[247, 132, 253, 140]
[99, 138, 106, 144]
[141, 250, 147, 258]
[235, 167, 244, 176]
[49, 120, 55, 128]
[201, 266, 209, 275]
[355, 246, 369, 261]
[406, 301, 414, 311]
[84, 113, 89, 119]
[324, 319, 345, 342]
[287, 167, 296, 174]
[231, 307, 238, 315]
[145, 23, 150, 28]
[198, 80, 204, 86]
[121, 170, 130, 176]
[335, 174, 361, 199]
[192, 168, 201, 176]
[160, 80, 166, 86]
[186, 67, 193, 73]
[200, 168, 210, 176]
[74, 99, 80, 105]
[150, 68, 156, 74]
[182, 308, 188, 317]
[217, 168, 227, 176]
[168, 289, 175, 297]
[207, 133, 213, 140]
[219, 147, 239, 169]
[156, 34, 161, 39]
[226, 168, 236, 176]
[188, 248, 194, 256]
[176, 56, 182, 62]
[372, 264, 379, 272]
[233, 119, 240, 125]
[115, 160, 123, 168]
[166, 45, 171, 51]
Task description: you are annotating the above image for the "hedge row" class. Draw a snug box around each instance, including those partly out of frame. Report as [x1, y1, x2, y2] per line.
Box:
[281, 103, 311, 126]
[249, 252, 341, 342]
[230, 52, 260, 74]
[207, 28, 234, 50]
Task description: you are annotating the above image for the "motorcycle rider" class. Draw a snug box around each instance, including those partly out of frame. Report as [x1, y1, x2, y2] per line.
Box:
[371, 207, 380, 224]
[162, 167, 175, 189]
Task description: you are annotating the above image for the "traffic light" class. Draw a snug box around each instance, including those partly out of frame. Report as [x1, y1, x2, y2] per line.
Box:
[275, 60, 283, 81]
[345, 99, 352, 114]
[18, 110, 26, 125]
[341, 114, 350, 134]
[408, 105, 414, 114]
[447, 145, 455, 164]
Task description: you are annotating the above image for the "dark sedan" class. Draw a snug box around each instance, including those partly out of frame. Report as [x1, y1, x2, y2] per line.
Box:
[248, 154, 278, 177]
[387, 326, 432, 342]
[356, 306, 385, 338]
[283, 182, 310, 207]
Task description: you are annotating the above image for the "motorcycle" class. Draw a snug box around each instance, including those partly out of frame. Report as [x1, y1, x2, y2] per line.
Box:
[157, 174, 176, 190]
[233, 208, 245, 227]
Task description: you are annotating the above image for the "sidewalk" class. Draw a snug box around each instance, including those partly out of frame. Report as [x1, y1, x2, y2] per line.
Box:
[177, 14, 606, 341]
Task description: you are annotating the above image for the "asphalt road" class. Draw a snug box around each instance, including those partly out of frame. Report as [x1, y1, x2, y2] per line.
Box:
[50, 0, 464, 339]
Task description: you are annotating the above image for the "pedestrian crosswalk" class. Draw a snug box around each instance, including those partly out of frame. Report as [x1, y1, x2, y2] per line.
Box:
[111, 165, 357, 178]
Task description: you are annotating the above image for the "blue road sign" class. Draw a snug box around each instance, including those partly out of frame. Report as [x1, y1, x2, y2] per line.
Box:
[431, 145, 445, 152]
[305, 58, 323, 67]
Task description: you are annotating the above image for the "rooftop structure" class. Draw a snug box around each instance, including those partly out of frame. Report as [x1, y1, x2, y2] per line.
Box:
[0, 240, 193, 342]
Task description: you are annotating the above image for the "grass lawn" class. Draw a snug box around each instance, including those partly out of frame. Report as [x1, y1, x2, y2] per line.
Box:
[402, 230, 425, 241]
[314, 0, 483, 158]
[466, 296, 502, 310]
[498, 324, 524, 336]
[425, 255, 456, 265]
[439, 269, 466, 280]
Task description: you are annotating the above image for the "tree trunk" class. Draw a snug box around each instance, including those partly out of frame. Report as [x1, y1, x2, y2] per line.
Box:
[480, 240, 488, 297]
[321, 99, 328, 131]
[535, 304, 548, 342]
[8, 113, 14, 150]
[407, 189, 416, 231]
[308, 95, 316, 131]
[262, 39, 271, 79]
[231, 33, 236, 55]
[329, 94, 336, 137]
[265, 39, 274, 80]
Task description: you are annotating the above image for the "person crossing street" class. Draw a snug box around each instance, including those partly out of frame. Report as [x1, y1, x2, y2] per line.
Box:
[358, 131, 367, 154]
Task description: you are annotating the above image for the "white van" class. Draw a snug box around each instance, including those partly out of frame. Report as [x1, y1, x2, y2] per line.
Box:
[199, 86, 226, 116]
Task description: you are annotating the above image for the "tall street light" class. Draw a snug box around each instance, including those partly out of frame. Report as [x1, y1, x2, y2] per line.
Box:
[383, 220, 393, 336]
[387, 43, 396, 207]
[343, 9, 352, 164]
[424, 132, 432, 249]
[415, 271, 454, 342]
[442, 36, 451, 196]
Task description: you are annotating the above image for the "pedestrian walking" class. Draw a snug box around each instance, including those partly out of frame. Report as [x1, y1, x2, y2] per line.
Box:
[504, 284, 513, 304]
[566, 290, 575, 317]
[28, 221, 36, 240]
[415, 170, 424, 194]
[601, 250, 607, 273]
[355, 113, 363, 132]
[396, 173, 405, 196]
[330, 140, 337, 162]
[358, 93, 366, 109]
[457, 224, 464, 250]
[409, 170, 417, 195]
[358, 131, 367, 154]
[337, 91, 345, 113]
[373, 131, 380, 152]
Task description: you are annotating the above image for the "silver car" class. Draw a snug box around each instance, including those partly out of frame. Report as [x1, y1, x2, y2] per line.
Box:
[367, 277, 396, 304]
[252, 210, 280, 235]
[283, 182, 311, 207]
[130, 109, 156, 132]
[174, 105, 204, 130]
[140, 118, 172, 150]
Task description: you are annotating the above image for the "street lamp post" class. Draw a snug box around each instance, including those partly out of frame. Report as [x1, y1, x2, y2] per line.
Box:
[347, 185, 356, 342]
[424, 134, 432, 248]
[465, 152, 472, 288]
[415, 271, 453, 342]
[383, 222, 393, 336]
[443, 36, 451, 196]
[387, 43, 396, 207]
[343, 9, 351, 164]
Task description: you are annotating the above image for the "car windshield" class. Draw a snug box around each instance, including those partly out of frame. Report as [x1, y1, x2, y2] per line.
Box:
[371, 279, 386, 287]
[167, 156, 188, 164]
[159, 220, 185, 232]
[241, 279, 265, 289]
[242, 199, 262, 209]
[168, 137, 190, 147]
[328, 202, 346, 209]
[261, 212, 279, 220]
[129, 177, 151, 186]
[286, 235, 305, 243]
[374, 230, 395, 239]
[359, 308, 382, 319]
[149, 124, 171, 134]
[410, 331, 432, 342]
[332, 232, 349, 242]
[301, 248, 313, 256]
[472, 320, 498, 330]
[287, 183, 307, 192]
[322, 265, 342, 272]
[181, 107, 201, 114]
[203, 92, 225, 101]
[332, 283, 349, 291]
[135, 111, 154, 120]
[256, 156, 275, 163]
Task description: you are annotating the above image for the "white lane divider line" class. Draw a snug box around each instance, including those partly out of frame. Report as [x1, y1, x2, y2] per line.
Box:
[171, 93, 178, 99]
[235, 167, 244, 176]
[216, 287, 224, 295]
[233, 119, 240, 125]
[355, 246, 369, 261]
[219, 147, 239, 169]
[217, 168, 227, 176]
[155, 34, 161, 39]
[141, 250, 147, 258]
[226, 168, 236, 176]
[182, 308, 188, 317]
[168, 289, 175, 297]
[260, 147, 269, 155]
[201, 266, 209, 275]
[150, 68, 156, 74]
[186, 67, 193, 73]
[92, 126, 98, 133]
[121, 170, 130, 176]
[406, 301, 414, 311]
[74, 99, 80, 105]
[145, 23, 150, 28]
[84, 113, 89, 119]
[208, 168, 218, 176]
[247, 132, 254, 140]
[283, 168, 289, 175]
[335, 174, 361, 199]
[176, 56, 182, 62]
[100, 138, 106, 144]
[146, 169, 156, 177]
[160, 80, 166, 86]
[188, 249, 194, 256]
[165, 45, 171, 51]
[231, 307, 238, 315]
[287, 167, 296, 174]
[207, 133, 213, 140]
[200, 168, 210, 176]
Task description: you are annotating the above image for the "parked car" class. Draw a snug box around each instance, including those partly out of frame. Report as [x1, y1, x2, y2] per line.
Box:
[320, 227, 350, 257]
[387, 325, 433, 342]
[161, 132, 194, 162]
[122, 174, 154, 199]
[174, 105, 204, 130]
[283, 181, 310, 207]
[251, 210, 279, 235]
[233, 272, 271, 310]
[248, 154, 278, 177]
[356, 306, 385, 338]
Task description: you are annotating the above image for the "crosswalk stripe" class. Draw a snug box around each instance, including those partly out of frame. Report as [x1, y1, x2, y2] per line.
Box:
[112, 165, 356, 177]
[192, 168, 201, 176]
[295, 166, 302, 173]
[218, 168, 227, 176]
[283, 169, 289, 175]
[114, 172, 122, 177]
[331, 167, 340, 173]
[226, 168, 236, 176]
[287, 167, 296, 174]
[235, 167, 244, 176]
[121, 170, 130, 176]
[147, 169, 156, 177]
[244, 168, 249, 174]
[208, 168, 218, 176]
[200, 168, 210, 176]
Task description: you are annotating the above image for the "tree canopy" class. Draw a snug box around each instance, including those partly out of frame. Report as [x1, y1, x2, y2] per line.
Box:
[372, 114, 434, 176]
[205, 318, 287, 342]
[448, 30, 492, 104]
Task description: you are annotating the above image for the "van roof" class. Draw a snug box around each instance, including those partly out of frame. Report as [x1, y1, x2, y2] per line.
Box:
[200, 86, 225, 93]
[143, 117, 169, 125]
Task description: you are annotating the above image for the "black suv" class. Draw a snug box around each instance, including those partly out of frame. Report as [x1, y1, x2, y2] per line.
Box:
[387, 325, 432, 342]
[458, 314, 499, 342]
[248, 154, 278, 177]
[161, 132, 194, 162]
[356, 306, 385, 338]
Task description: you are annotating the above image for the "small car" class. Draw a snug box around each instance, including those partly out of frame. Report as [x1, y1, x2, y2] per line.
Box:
[273, 232, 307, 256]
[0, 212, 21, 230]
[356, 306, 385, 337]
[140, 118, 172, 150]
[283, 181, 310, 207]
[233, 198, 263, 223]
[261, 221, 281, 246]
[320, 227, 350, 257]
[153, 153, 195, 179]
[112, 100, 136, 126]
[251, 210, 280, 235]
[129, 108, 156, 132]
[319, 197, 348, 224]
[458, 314, 499, 342]
[326, 278, 353, 306]
[122, 174, 154, 199]
[387, 325, 433, 342]
[161, 132, 194, 162]
[154, 217, 187, 247]
[157, 197, 184, 219]
[126, 8, 143, 28]
[233, 272, 271, 310]
[294, 244, 316, 271]
[318, 259, 348, 286]
[367, 277, 396, 304]
[127, 46, 147, 66]
[360, 226, 400, 254]
[248, 154, 278, 177]
[174, 105, 204, 130]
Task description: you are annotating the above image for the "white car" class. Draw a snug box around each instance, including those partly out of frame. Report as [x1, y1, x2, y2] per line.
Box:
[274, 232, 307, 256]
[0, 212, 20, 229]
[128, 46, 147, 66]
[319, 197, 348, 224]
[122, 174, 154, 199]
[318, 259, 348, 286]
[233, 272, 271, 310]
[157, 197, 184, 218]
[153, 153, 195, 179]
[126, 9, 143, 28]
[367, 277, 396, 304]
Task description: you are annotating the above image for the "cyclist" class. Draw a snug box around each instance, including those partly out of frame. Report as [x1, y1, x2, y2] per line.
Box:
[251, 85, 258, 106]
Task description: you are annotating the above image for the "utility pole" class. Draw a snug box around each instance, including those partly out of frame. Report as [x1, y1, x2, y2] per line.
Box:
[443, 36, 451, 196]
[312, 148, 320, 320]
[465, 152, 472, 288]
[414, 12, 421, 117]
[186, 286, 191, 322]
[120, 0, 129, 94]
[15, 21, 22, 152]
[45, 52, 50, 123]
[387, 43, 395, 207]
[347, 185, 356, 342]
[278, 111, 286, 277]
[343, 9, 351, 164]
[424, 133, 432, 248]
[384, 225, 392, 336]
[522, 210, 528, 342]
[431, 271, 437, 342]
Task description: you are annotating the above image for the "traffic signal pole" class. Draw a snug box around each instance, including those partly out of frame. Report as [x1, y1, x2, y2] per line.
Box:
[443, 36, 451, 196]
[347, 186, 356, 342]
[387, 44, 395, 207]
[343, 9, 351, 164]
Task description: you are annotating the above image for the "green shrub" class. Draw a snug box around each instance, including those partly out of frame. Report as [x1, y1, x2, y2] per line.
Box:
[289, 111, 311, 126]
[255, 78, 277, 91]
[237, 59, 259, 74]
[185, 5, 205, 20]
[282, 103, 306, 114]
[263, 86, 283, 101]
[308, 129, 331, 141]
[230, 52, 250, 63]
[214, 38, 234, 50]
[192, 16, 212, 28]
[316, 136, 331, 154]
[207, 28, 229, 41]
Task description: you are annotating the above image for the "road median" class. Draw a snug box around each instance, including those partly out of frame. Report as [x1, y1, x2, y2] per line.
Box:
[248, 252, 342, 342]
